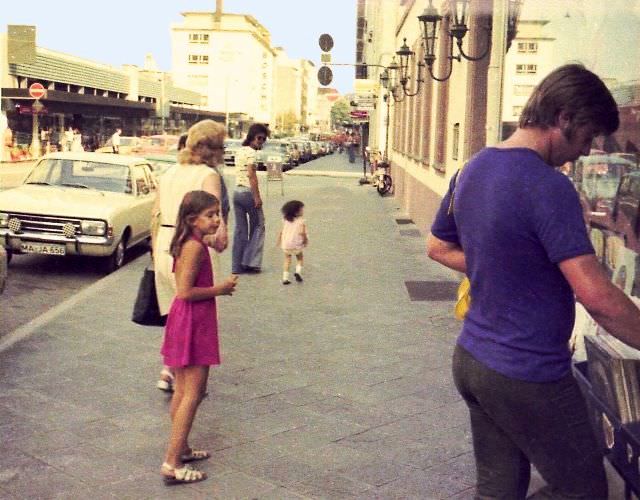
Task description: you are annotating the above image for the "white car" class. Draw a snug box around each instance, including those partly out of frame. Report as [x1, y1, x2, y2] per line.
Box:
[0, 152, 157, 273]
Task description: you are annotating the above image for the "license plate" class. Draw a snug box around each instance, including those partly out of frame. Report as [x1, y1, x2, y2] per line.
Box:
[20, 242, 66, 256]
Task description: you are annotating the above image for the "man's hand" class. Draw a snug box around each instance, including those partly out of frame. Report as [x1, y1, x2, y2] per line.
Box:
[254, 196, 263, 209]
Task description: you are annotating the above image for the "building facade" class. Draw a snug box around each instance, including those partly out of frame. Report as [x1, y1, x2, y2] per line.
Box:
[315, 87, 340, 134]
[501, 20, 555, 129]
[299, 59, 318, 133]
[170, 7, 276, 132]
[0, 29, 218, 158]
[272, 47, 302, 135]
[363, 0, 509, 232]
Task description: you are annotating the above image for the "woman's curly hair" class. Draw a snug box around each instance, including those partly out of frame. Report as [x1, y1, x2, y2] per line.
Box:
[177, 120, 225, 166]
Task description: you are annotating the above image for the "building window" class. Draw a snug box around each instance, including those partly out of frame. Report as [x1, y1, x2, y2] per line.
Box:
[189, 33, 209, 44]
[513, 105, 523, 117]
[514, 84, 534, 96]
[188, 55, 209, 65]
[516, 64, 537, 74]
[452, 123, 460, 160]
[517, 41, 538, 53]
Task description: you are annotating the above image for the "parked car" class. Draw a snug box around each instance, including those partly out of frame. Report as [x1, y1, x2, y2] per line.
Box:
[256, 140, 293, 171]
[288, 142, 301, 165]
[615, 171, 640, 254]
[0, 246, 6, 294]
[140, 134, 179, 155]
[309, 141, 322, 158]
[575, 154, 636, 229]
[144, 153, 178, 179]
[95, 136, 143, 155]
[0, 152, 157, 273]
[224, 139, 242, 167]
[291, 140, 312, 163]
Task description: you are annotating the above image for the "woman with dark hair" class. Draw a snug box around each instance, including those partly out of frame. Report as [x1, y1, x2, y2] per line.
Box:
[231, 123, 269, 274]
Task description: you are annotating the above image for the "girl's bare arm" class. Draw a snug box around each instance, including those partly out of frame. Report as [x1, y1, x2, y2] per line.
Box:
[175, 241, 237, 301]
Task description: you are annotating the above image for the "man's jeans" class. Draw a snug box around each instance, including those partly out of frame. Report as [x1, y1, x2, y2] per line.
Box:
[452, 344, 607, 499]
[232, 188, 265, 273]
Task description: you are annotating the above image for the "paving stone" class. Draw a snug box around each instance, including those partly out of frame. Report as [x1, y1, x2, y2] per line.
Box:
[290, 471, 376, 499]
[0, 459, 98, 500]
[239, 455, 323, 487]
[191, 470, 279, 498]
[106, 471, 207, 499]
[254, 486, 311, 499]
[294, 442, 376, 472]
[337, 459, 419, 487]
[374, 466, 473, 499]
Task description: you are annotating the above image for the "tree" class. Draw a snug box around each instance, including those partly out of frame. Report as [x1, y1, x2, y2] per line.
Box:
[275, 111, 299, 137]
[331, 98, 352, 128]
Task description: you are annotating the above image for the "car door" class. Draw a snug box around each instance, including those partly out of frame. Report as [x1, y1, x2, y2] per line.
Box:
[129, 164, 155, 244]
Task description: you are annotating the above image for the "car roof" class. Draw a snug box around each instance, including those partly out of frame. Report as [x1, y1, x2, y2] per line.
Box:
[41, 152, 149, 165]
[580, 154, 636, 166]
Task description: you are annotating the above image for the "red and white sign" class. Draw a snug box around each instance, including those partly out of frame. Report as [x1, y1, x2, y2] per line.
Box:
[28, 82, 46, 100]
[350, 110, 369, 119]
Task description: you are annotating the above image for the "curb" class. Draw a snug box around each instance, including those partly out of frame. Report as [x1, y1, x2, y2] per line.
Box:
[285, 170, 362, 178]
[0, 256, 145, 354]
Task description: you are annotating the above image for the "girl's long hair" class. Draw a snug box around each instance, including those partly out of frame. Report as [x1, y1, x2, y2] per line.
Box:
[281, 200, 304, 222]
[169, 190, 219, 258]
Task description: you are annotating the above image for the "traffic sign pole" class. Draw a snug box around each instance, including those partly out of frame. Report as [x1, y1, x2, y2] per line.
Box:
[28, 83, 46, 157]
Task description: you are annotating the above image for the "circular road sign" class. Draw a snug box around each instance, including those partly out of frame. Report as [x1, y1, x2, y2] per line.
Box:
[317, 66, 333, 86]
[29, 82, 46, 100]
[319, 34, 334, 52]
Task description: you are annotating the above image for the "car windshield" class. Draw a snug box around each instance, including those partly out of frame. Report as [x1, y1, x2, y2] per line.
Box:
[582, 162, 626, 201]
[224, 140, 242, 149]
[262, 143, 284, 153]
[25, 159, 132, 194]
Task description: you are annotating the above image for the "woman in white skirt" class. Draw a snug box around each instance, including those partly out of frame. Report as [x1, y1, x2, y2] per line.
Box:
[151, 120, 230, 392]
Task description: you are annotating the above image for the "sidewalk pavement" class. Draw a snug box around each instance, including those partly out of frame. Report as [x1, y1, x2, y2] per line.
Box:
[0, 153, 603, 498]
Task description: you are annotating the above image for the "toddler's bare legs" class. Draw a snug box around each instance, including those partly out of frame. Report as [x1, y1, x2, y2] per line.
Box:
[295, 253, 304, 282]
[282, 253, 292, 284]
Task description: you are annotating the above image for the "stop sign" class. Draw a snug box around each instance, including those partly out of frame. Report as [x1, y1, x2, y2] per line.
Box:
[29, 82, 46, 100]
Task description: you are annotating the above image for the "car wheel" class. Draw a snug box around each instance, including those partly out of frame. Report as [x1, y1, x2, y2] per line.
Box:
[103, 237, 127, 273]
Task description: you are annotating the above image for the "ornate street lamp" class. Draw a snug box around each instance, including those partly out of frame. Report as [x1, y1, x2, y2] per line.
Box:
[380, 68, 390, 89]
[380, 56, 404, 102]
[417, 0, 493, 82]
[395, 39, 424, 97]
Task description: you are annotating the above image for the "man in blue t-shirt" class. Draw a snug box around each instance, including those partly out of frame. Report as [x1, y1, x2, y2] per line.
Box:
[428, 64, 640, 498]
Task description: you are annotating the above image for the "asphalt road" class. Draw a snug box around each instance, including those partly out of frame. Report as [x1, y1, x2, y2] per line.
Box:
[0, 245, 148, 339]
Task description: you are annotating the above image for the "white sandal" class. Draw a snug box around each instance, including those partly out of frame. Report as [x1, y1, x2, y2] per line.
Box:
[156, 369, 175, 392]
[161, 462, 207, 485]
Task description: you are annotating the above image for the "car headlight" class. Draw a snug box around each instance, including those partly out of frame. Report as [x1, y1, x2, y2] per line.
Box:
[80, 220, 107, 236]
[0, 212, 8, 228]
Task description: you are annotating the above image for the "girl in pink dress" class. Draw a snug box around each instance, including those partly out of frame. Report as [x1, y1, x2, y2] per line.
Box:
[277, 200, 308, 285]
[160, 190, 238, 485]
